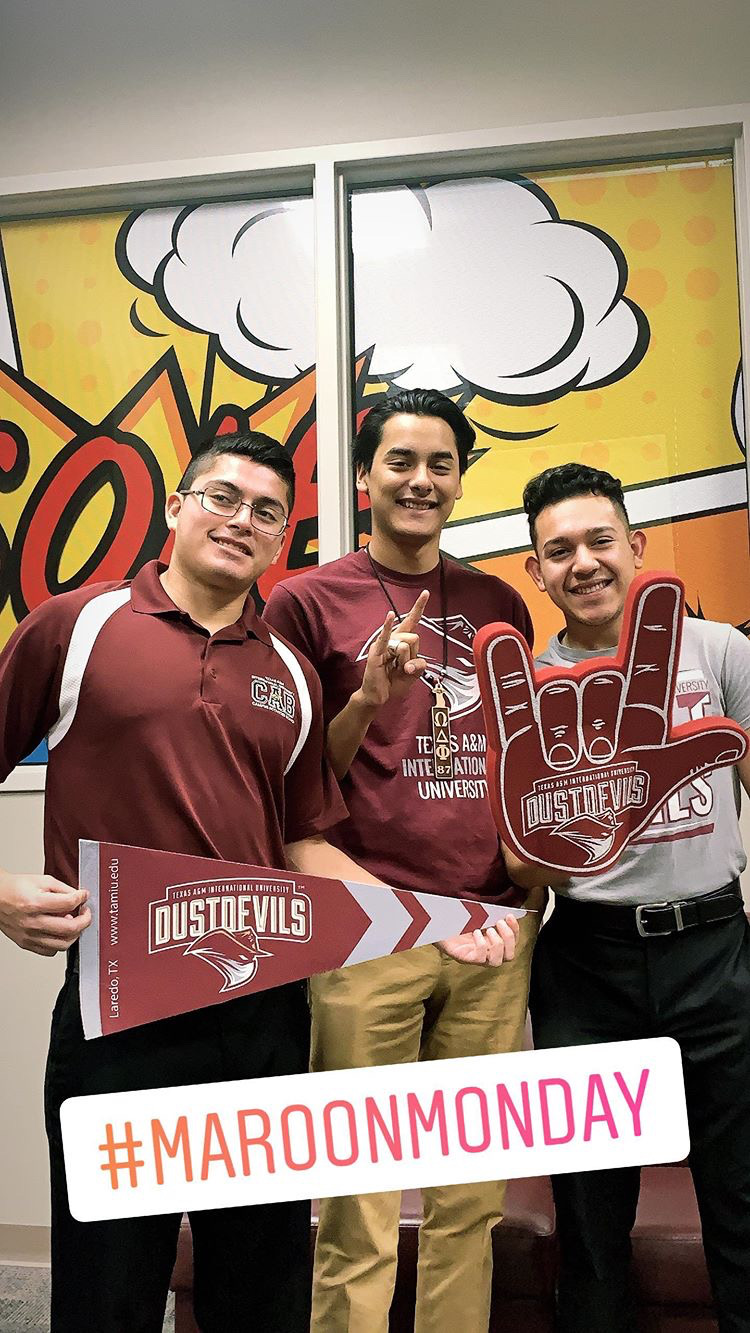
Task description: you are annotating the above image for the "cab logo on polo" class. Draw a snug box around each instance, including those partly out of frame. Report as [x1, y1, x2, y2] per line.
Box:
[148, 877, 311, 993]
[251, 674, 296, 722]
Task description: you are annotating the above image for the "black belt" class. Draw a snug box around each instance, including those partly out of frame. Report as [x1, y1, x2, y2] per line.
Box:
[554, 881, 744, 939]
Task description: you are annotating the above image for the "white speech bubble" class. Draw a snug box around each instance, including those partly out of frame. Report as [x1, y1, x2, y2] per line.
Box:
[119, 178, 648, 401]
[60, 1038, 688, 1222]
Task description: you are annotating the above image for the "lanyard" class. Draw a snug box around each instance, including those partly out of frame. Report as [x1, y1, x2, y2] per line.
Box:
[365, 546, 454, 778]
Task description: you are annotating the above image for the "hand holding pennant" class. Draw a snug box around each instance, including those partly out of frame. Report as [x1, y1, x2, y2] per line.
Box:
[473, 572, 748, 875]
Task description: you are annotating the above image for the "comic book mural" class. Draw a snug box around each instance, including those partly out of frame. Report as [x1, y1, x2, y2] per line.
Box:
[0, 197, 325, 644]
[0, 196, 331, 765]
[0, 155, 748, 770]
[351, 157, 750, 646]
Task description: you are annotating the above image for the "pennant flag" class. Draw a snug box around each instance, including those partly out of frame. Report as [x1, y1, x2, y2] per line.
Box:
[78, 840, 527, 1039]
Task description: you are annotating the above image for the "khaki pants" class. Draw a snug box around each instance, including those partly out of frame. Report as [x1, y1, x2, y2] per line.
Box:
[310, 895, 541, 1333]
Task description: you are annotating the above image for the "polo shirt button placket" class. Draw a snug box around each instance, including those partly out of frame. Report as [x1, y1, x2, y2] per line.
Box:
[200, 640, 209, 698]
[201, 640, 220, 700]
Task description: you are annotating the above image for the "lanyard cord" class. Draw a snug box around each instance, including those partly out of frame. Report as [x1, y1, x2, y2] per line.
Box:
[365, 545, 448, 679]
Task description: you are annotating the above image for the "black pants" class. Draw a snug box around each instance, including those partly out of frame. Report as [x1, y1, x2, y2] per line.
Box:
[529, 897, 750, 1333]
[45, 971, 312, 1333]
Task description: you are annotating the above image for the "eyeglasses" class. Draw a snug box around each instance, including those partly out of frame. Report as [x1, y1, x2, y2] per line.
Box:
[182, 486, 289, 537]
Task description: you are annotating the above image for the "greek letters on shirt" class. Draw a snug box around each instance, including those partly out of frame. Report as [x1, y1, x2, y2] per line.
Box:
[409, 730, 490, 802]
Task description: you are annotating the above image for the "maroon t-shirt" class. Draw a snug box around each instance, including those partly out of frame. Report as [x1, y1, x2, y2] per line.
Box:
[264, 549, 532, 904]
[0, 561, 347, 889]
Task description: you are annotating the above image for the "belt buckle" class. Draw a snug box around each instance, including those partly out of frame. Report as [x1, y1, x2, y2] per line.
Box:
[635, 901, 685, 937]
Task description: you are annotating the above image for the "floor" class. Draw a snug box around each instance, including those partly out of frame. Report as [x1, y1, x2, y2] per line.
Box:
[0, 1266, 175, 1332]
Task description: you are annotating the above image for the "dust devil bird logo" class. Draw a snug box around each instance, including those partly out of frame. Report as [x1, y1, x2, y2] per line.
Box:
[185, 927, 273, 992]
[554, 810, 620, 865]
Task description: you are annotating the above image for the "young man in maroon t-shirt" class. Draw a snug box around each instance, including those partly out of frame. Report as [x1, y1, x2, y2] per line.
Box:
[264, 390, 544, 1333]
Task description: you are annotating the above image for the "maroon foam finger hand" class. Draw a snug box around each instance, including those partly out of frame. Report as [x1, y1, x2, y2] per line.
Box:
[538, 679, 580, 769]
[474, 625, 538, 751]
[580, 671, 624, 764]
[619, 577, 684, 750]
[476, 573, 748, 875]
[638, 722, 749, 814]
[475, 624, 547, 862]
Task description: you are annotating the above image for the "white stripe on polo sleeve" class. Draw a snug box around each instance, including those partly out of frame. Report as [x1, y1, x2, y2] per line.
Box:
[48, 587, 132, 750]
[268, 632, 312, 775]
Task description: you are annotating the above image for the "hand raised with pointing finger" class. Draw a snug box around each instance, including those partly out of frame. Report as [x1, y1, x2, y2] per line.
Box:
[474, 573, 748, 875]
[359, 589, 430, 708]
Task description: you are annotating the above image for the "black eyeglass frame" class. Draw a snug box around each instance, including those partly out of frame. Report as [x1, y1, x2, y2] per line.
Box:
[180, 487, 289, 537]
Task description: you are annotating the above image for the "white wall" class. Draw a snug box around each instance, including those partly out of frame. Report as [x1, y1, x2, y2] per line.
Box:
[0, 793, 65, 1234]
[3, 0, 750, 180]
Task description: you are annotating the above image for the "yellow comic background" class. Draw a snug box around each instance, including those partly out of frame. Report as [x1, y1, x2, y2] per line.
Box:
[458, 157, 748, 643]
[1, 155, 748, 672]
[0, 207, 320, 667]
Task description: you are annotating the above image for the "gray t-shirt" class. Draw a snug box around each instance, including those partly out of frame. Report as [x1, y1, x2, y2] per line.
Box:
[536, 619, 750, 904]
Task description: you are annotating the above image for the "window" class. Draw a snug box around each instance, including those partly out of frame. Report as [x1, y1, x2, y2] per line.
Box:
[350, 157, 747, 644]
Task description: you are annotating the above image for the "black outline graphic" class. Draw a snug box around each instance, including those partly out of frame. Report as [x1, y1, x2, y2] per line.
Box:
[0, 420, 30, 493]
[0, 235, 23, 374]
[467, 419, 556, 444]
[116, 204, 314, 391]
[129, 301, 166, 339]
[10, 424, 167, 621]
[732, 361, 745, 456]
[0, 520, 11, 618]
[352, 175, 651, 410]
[0, 349, 195, 621]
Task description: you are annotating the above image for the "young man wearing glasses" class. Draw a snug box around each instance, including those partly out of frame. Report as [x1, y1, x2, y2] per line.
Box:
[0, 429, 512, 1333]
[0, 432, 342, 1332]
[264, 390, 543, 1333]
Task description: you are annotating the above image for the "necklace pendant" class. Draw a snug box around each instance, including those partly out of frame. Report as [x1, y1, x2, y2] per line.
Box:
[431, 684, 454, 780]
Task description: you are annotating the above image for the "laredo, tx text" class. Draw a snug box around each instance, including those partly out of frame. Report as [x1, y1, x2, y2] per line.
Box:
[108, 858, 119, 1019]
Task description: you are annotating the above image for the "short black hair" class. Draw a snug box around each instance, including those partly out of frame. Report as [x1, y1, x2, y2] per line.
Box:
[352, 388, 475, 474]
[523, 463, 630, 547]
[178, 431, 295, 510]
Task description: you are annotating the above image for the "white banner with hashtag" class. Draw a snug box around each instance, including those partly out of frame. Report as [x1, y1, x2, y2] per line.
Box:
[61, 1038, 688, 1222]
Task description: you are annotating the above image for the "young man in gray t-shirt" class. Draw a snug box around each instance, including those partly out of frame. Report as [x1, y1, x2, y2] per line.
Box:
[521, 462, 750, 1333]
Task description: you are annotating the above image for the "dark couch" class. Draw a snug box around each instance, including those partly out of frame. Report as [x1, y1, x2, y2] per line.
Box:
[170, 1164, 716, 1331]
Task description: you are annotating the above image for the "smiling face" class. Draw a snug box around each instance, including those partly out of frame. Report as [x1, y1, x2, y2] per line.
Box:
[525, 493, 646, 646]
[165, 454, 288, 595]
[357, 414, 463, 562]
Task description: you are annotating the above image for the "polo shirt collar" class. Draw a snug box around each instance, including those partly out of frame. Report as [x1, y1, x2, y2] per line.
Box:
[130, 560, 272, 644]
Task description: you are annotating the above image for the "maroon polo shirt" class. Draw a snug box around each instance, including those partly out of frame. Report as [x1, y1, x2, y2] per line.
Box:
[0, 561, 347, 889]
